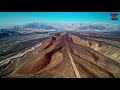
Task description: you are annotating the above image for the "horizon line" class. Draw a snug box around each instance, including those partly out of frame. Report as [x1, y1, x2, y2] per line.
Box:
[0, 22, 119, 25]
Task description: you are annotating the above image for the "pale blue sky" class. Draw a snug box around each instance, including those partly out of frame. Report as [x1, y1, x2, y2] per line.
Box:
[0, 12, 120, 25]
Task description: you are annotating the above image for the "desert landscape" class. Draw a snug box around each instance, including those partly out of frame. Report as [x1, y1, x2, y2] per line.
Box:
[0, 31, 120, 78]
[0, 12, 120, 78]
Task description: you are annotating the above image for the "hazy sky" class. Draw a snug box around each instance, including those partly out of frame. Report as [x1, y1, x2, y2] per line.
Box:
[0, 12, 120, 25]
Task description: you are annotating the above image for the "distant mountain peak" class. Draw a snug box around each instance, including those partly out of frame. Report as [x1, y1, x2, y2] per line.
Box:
[0, 22, 120, 35]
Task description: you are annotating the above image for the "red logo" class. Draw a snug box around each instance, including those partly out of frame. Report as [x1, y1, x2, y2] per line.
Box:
[111, 13, 118, 20]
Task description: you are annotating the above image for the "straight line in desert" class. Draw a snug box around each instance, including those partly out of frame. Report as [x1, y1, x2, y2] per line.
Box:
[64, 37, 81, 78]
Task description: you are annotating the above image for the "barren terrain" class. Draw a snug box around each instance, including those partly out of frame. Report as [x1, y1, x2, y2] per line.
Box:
[0, 31, 120, 78]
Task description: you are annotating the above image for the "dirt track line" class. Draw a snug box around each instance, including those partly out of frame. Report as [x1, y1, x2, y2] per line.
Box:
[64, 37, 81, 78]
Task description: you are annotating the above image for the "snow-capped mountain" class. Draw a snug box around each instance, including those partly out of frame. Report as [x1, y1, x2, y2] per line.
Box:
[22, 22, 56, 30]
[0, 22, 120, 35]
[46, 23, 120, 31]
[76, 23, 120, 31]
[12, 22, 56, 30]
[0, 23, 57, 34]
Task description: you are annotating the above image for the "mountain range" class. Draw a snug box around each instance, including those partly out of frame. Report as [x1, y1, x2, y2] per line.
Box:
[0, 22, 120, 36]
